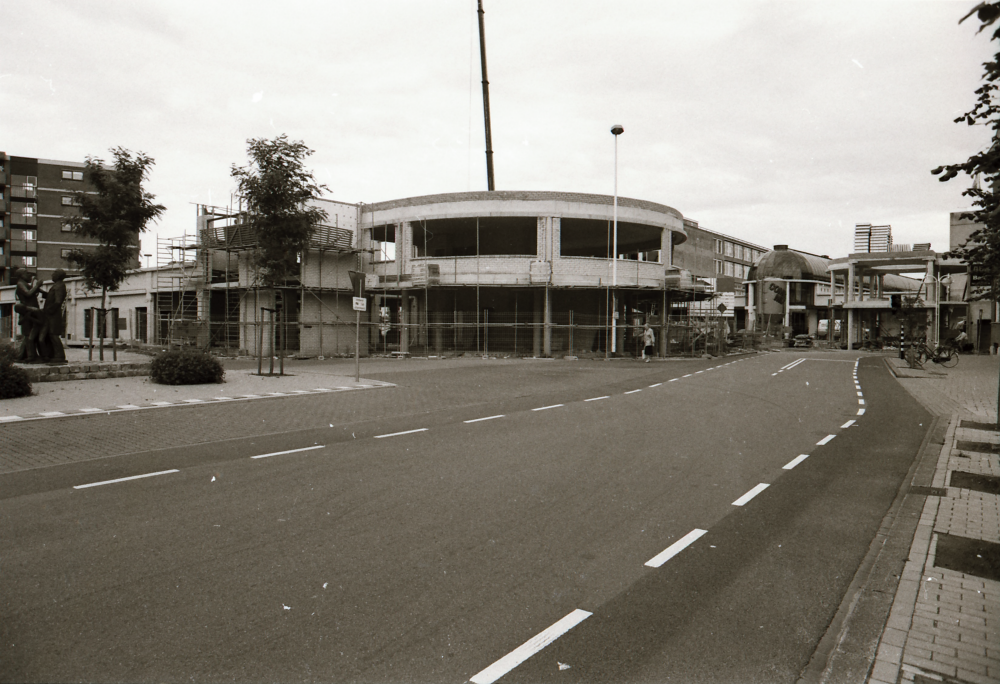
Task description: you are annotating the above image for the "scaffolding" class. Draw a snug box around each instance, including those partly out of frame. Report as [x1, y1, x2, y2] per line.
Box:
[155, 232, 205, 347]
[152, 204, 361, 355]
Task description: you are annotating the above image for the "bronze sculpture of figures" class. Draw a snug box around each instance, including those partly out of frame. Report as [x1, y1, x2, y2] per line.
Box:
[12, 267, 68, 364]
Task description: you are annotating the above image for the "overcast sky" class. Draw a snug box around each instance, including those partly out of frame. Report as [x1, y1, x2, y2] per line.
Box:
[3, 0, 993, 259]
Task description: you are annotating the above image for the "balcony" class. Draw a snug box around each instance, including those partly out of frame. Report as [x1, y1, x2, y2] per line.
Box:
[10, 186, 37, 199]
[9, 239, 37, 253]
[10, 214, 37, 226]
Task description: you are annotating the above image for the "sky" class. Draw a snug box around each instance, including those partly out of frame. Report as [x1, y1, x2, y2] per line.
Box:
[3, 0, 994, 260]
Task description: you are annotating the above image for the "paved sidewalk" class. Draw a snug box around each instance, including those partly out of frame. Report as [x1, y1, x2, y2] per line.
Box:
[865, 354, 1000, 684]
[2, 350, 393, 423]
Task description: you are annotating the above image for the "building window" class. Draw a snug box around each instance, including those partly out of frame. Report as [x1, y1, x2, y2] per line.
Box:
[62, 220, 74, 232]
[714, 239, 723, 254]
[724, 241, 734, 257]
[62, 170, 84, 181]
[724, 261, 735, 277]
[19, 229, 37, 241]
[62, 196, 81, 206]
[734, 244, 743, 260]
[61, 248, 74, 258]
[714, 259, 723, 274]
[22, 256, 36, 267]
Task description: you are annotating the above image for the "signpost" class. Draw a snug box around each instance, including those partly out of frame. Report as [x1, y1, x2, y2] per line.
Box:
[348, 272, 365, 383]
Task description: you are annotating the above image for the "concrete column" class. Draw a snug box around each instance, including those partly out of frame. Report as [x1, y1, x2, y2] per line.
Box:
[400, 287, 409, 353]
[533, 288, 543, 357]
[616, 295, 625, 355]
[660, 287, 668, 357]
[543, 286, 552, 357]
[847, 263, 855, 303]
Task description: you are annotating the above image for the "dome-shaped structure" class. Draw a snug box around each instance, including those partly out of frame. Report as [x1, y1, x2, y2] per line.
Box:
[747, 245, 829, 281]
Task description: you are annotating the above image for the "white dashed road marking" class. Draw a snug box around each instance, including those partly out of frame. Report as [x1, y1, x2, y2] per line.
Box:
[585, 396, 609, 402]
[532, 404, 564, 411]
[732, 483, 769, 506]
[74, 469, 180, 489]
[817, 434, 836, 446]
[374, 428, 428, 439]
[783, 454, 809, 470]
[841, 420, 856, 429]
[645, 528, 708, 568]
[251, 445, 326, 459]
[464, 415, 504, 424]
[470, 609, 593, 684]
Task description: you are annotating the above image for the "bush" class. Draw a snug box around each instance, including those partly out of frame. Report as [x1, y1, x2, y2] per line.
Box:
[0, 340, 32, 399]
[150, 349, 225, 385]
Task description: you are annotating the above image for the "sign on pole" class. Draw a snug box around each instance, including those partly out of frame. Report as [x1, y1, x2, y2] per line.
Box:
[353, 297, 367, 312]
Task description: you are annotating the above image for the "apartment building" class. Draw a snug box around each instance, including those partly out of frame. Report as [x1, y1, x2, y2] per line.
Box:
[0, 153, 130, 287]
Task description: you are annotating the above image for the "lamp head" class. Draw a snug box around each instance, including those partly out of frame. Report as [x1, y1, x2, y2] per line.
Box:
[611, 124, 624, 136]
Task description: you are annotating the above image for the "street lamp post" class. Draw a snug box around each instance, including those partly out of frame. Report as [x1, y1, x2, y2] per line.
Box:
[611, 124, 623, 355]
[922, 272, 952, 346]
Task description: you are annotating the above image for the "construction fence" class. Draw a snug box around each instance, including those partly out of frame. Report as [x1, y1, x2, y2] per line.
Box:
[193, 310, 761, 358]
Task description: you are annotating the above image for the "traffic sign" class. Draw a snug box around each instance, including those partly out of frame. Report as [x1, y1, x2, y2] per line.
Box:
[353, 297, 367, 312]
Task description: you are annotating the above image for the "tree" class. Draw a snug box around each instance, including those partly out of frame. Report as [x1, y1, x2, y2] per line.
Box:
[231, 135, 329, 374]
[230, 135, 329, 287]
[932, 1, 1000, 303]
[67, 148, 165, 360]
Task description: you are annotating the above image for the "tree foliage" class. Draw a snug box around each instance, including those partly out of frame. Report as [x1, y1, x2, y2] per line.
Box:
[66, 148, 165, 300]
[932, 1, 1000, 301]
[230, 135, 329, 286]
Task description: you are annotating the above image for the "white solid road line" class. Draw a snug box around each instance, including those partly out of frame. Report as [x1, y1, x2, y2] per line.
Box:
[645, 528, 708, 568]
[783, 454, 809, 470]
[532, 404, 564, 411]
[374, 428, 429, 439]
[464, 415, 505, 423]
[585, 396, 609, 402]
[251, 445, 326, 459]
[469, 609, 593, 684]
[817, 434, 836, 446]
[732, 483, 770, 506]
[74, 469, 180, 489]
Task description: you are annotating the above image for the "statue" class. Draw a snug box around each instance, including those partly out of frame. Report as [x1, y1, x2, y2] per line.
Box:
[38, 269, 68, 364]
[12, 267, 44, 363]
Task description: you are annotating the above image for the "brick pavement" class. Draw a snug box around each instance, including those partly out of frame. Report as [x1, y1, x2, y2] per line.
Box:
[866, 354, 1000, 684]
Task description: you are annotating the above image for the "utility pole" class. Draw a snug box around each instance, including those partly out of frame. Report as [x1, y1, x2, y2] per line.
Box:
[478, 0, 495, 191]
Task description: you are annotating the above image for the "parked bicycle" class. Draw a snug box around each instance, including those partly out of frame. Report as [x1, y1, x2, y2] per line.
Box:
[907, 340, 959, 369]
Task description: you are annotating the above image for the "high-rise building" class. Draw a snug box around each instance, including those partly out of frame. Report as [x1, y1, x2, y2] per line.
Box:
[853, 222, 893, 253]
[0, 152, 136, 287]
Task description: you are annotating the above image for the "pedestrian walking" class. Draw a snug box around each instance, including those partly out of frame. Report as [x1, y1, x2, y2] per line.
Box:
[642, 322, 655, 362]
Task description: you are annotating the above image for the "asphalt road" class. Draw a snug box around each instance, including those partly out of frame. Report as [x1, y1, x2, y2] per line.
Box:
[0, 353, 930, 683]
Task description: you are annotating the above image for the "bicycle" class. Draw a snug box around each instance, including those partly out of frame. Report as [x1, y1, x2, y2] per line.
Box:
[911, 341, 959, 368]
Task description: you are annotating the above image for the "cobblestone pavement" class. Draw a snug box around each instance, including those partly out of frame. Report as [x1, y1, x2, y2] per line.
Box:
[866, 354, 1000, 684]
